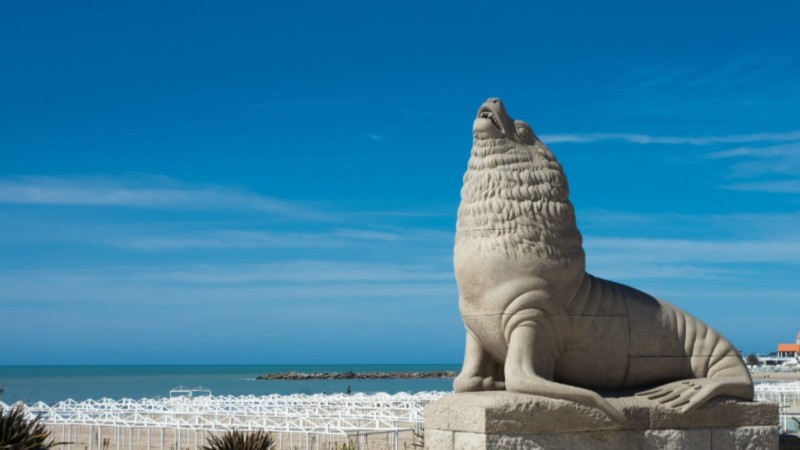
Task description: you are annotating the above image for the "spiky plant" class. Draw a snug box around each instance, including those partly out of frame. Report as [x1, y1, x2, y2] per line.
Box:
[0, 403, 57, 450]
[202, 429, 275, 450]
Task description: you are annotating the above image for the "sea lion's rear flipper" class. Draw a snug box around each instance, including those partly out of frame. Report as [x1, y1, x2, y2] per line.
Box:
[504, 321, 626, 422]
[636, 377, 755, 413]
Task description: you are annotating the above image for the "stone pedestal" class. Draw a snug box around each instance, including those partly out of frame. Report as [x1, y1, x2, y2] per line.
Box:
[424, 392, 778, 450]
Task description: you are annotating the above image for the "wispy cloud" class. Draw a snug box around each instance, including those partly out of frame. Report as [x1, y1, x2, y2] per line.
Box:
[707, 142, 800, 177]
[116, 230, 346, 251]
[113, 227, 450, 251]
[139, 261, 453, 284]
[587, 236, 800, 265]
[542, 128, 800, 195]
[706, 142, 800, 160]
[579, 209, 800, 240]
[0, 175, 325, 219]
[721, 180, 800, 194]
[556, 210, 800, 281]
[541, 131, 800, 145]
[585, 233, 800, 281]
[614, 56, 800, 123]
[626, 56, 791, 93]
[0, 260, 456, 305]
[703, 141, 800, 192]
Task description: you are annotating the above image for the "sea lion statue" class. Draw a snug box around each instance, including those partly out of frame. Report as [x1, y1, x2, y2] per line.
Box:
[453, 98, 754, 421]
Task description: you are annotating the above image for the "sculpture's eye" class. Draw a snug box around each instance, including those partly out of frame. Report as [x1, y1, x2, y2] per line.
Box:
[517, 126, 529, 137]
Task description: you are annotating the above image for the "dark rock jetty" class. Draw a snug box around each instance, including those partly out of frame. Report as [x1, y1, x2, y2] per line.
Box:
[256, 371, 458, 380]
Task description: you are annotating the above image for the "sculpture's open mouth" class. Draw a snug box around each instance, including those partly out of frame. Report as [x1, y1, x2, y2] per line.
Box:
[473, 98, 511, 140]
[477, 107, 504, 132]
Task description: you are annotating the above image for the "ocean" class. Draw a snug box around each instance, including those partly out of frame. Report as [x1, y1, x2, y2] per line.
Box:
[0, 365, 459, 405]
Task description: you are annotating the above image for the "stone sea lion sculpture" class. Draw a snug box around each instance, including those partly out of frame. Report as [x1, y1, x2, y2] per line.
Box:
[453, 98, 754, 421]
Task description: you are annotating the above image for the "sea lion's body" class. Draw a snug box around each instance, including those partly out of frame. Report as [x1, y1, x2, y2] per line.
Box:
[453, 99, 753, 418]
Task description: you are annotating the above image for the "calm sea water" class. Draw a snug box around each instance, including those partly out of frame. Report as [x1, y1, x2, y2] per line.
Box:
[0, 365, 459, 405]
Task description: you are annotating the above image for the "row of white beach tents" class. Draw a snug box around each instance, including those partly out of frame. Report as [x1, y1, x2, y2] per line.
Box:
[3, 384, 800, 449]
[2, 391, 447, 450]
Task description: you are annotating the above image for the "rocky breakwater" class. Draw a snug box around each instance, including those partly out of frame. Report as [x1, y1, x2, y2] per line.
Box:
[256, 371, 458, 380]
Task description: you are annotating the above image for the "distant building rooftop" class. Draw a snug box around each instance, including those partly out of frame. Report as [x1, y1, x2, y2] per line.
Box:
[778, 334, 800, 357]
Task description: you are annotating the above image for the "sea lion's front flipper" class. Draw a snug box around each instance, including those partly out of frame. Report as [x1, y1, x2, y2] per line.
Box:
[504, 321, 626, 422]
[454, 330, 505, 392]
[636, 377, 755, 413]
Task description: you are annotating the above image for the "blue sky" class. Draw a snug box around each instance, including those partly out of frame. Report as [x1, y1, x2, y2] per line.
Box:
[1, 1, 799, 364]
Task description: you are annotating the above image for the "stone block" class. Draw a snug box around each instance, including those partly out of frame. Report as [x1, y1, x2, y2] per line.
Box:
[649, 397, 778, 429]
[424, 391, 636, 434]
[424, 429, 453, 450]
[643, 428, 711, 450]
[712, 426, 778, 450]
[485, 430, 641, 450]
[453, 432, 486, 450]
[424, 392, 779, 450]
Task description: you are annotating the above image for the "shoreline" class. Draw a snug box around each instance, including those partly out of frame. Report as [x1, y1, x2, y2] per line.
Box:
[256, 370, 458, 380]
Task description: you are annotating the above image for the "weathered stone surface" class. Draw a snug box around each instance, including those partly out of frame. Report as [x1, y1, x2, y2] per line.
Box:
[452, 98, 754, 420]
[427, 428, 779, 450]
[424, 392, 779, 449]
[649, 397, 778, 429]
[643, 428, 711, 450]
[425, 392, 633, 434]
[453, 432, 486, 450]
[712, 426, 778, 450]
[424, 429, 453, 450]
[485, 430, 641, 450]
[425, 392, 775, 434]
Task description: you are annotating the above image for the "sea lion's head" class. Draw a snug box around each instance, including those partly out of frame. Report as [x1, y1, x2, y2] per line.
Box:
[458, 98, 582, 265]
[473, 98, 537, 146]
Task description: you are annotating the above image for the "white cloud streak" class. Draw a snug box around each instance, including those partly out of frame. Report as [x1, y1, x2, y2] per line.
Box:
[541, 131, 800, 146]
[0, 175, 324, 219]
[579, 209, 800, 240]
[0, 276, 456, 307]
[705, 142, 800, 160]
[139, 261, 453, 284]
[585, 238, 800, 282]
[703, 142, 800, 192]
[585, 235, 800, 281]
[0, 261, 457, 307]
[540, 130, 800, 195]
[114, 228, 451, 251]
[587, 236, 800, 265]
[117, 230, 346, 251]
[567, 211, 800, 280]
[707, 142, 800, 178]
[721, 180, 800, 194]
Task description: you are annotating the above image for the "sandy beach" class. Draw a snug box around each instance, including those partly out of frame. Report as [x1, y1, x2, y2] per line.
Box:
[45, 425, 419, 450]
[751, 371, 800, 382]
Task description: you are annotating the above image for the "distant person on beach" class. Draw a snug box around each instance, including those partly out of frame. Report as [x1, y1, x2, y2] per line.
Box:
[347, 385, 351, 395]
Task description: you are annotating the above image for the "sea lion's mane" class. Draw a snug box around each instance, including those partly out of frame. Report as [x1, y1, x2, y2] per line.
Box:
[456, 137, 583, 263]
